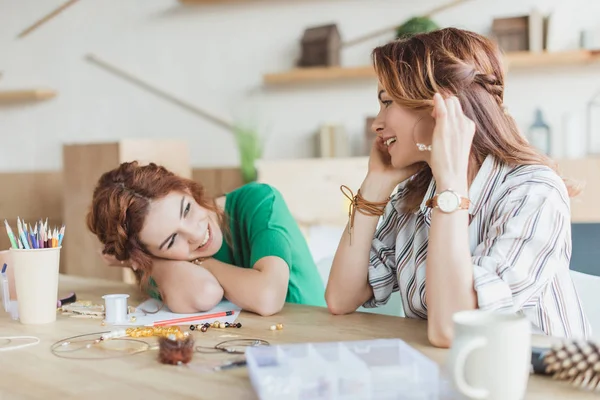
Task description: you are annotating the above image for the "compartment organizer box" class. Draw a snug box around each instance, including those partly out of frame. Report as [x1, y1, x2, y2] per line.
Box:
[245, 338, 458, 400]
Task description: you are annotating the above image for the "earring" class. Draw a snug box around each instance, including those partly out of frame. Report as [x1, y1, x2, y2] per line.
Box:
[412, 116, 432, 152]
[416, 143, 432, 152]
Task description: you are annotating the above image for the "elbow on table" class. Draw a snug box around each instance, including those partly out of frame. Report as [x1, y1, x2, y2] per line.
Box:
[427, 322, 453, 349]
[252, 290, 285, 317]
[325, 291, 355, 316]
[163, 281, 224, 314]
[192, 279, 224, 312]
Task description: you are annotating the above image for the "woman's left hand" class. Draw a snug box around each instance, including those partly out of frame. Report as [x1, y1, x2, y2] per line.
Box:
[429, 93, 476, 192]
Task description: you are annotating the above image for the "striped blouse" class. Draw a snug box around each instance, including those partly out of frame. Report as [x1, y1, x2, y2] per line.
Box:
[363, 155, 591, 339]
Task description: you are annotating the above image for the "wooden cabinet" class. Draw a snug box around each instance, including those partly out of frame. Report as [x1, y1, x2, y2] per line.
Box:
[62, 140, 191, 283]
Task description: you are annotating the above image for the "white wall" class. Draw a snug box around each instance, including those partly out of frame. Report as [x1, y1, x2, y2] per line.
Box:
[1, 0, 599, 172]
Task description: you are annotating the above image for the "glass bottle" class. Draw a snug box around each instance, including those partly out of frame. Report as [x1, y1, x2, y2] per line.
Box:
[528, 108, 551, 155]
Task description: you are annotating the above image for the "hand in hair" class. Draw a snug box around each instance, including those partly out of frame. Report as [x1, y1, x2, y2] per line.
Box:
[429, 93, 476, 192]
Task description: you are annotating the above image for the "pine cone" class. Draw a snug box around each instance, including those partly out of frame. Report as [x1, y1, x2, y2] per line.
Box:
[542, 340, 600, 391]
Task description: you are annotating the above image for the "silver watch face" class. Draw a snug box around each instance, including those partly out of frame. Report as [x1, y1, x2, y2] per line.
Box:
[437, 191, 460, 212]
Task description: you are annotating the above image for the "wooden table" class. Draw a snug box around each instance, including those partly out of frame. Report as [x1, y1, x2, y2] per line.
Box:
[0, 275, 596, 399]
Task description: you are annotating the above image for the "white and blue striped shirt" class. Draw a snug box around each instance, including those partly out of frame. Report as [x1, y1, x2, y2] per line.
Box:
[364, 155, 591, 339]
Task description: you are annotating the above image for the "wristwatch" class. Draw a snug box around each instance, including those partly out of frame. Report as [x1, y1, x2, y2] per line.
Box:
[426, 189, 470, 213]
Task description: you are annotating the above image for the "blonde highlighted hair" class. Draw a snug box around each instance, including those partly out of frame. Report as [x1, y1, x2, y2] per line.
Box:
[372, 27, 579, 212]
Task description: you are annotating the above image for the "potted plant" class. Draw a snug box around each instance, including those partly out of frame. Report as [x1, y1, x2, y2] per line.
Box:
[233, 124, 264, 183]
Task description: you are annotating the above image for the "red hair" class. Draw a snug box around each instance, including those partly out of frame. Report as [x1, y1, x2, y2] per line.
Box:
[86, 161, 225, 295]
[372, 27, 580, 212]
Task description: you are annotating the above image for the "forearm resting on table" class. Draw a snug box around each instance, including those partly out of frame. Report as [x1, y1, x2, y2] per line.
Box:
[426, 207, 477, 348]
[151, 260, 224, 314]
[202, 257, 289, 317]
[325, 179, 393, 315]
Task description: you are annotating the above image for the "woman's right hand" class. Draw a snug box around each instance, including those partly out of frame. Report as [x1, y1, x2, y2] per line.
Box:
[364, 137, 420, 199]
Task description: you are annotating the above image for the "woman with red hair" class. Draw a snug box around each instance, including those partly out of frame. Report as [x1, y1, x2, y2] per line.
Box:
[87, 162, 325, 316]
[325, 27, 590, 347]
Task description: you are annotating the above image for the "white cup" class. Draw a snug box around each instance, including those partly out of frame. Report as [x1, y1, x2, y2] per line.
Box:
[103, 294, 130, 324]
[447, 310, 531, 400]
[10, 247, 61, 324]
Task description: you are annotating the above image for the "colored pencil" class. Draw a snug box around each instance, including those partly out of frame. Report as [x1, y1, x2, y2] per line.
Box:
[151, 310, 236, 327]
[5, 218, 66, 249]
[58, 225, 65, 246]
[3, 220, 17, 249]
[17, 218, 30, 250]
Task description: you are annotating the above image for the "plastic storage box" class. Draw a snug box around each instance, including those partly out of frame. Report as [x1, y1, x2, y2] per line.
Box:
[246, 338, 454, 400]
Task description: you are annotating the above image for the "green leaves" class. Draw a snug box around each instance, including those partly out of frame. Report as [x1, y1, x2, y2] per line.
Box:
[395, 17, 440, 39]
[233, 125, 264, 183]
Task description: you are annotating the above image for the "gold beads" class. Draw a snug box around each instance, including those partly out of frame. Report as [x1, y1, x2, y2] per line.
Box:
[125, 326, 184, 340]
[270, 323, 284, 331]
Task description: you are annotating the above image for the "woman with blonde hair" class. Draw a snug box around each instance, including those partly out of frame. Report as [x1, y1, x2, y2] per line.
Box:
[325, 27, 590, 347]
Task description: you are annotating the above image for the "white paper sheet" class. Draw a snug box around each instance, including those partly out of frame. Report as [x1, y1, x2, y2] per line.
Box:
[118, 298, 241, 327]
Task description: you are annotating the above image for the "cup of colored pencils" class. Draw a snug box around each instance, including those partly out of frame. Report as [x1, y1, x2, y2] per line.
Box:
[4, 217, 64, 250]
[5, 217, 65, 324]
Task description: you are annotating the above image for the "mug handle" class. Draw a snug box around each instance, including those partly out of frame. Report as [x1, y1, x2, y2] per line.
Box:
[452, 337, 489, 399]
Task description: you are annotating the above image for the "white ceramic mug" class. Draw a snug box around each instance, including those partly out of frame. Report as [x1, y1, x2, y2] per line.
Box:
[447, 310, 531, 400]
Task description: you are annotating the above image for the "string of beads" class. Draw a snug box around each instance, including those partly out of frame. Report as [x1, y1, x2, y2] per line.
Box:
[101, 326, 185, 341]
[190, 321, 242, 332]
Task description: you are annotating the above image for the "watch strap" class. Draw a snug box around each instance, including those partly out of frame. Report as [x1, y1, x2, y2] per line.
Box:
[425, 193, 471, 210]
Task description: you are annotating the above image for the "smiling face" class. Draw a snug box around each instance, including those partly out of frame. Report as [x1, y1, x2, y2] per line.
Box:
[138, 191, 223, 261]
[372, 84, 434, 169]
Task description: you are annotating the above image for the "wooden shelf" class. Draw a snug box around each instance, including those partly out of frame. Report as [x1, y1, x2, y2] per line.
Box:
[264, 50, 600, 85]
[264, 65, 374, 85]
[506, 50, 600, 68]
[0, 88, 57, 103]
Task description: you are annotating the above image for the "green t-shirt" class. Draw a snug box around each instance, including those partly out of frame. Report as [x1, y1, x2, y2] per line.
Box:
[214, 182, 325, 307]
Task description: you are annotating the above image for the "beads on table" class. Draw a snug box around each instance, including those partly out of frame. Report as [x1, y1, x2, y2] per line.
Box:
[100, 326, 186, 341]
[189, 321, 242, 332]
[125, 326, 184, 339]
[270, 323, 284, 331]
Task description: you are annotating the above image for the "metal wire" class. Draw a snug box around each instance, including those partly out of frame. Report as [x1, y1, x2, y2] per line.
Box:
[195, 338, 270, 355]
[50, 331, 150, 360]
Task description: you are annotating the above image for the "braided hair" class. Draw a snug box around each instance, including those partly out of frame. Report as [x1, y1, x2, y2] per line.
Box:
[371, 27, 577, 212]
[86, 161, 226, 294]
